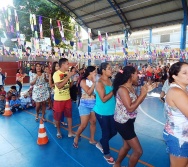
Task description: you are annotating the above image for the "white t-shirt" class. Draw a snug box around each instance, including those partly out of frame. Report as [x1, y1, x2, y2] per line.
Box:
[0, 74, 2, 85]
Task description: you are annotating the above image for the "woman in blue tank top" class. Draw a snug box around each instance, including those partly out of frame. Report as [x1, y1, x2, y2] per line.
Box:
[93, 62, 117, 165]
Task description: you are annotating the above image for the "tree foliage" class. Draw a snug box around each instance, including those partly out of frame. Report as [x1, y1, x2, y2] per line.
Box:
[1, 0, 75, 48]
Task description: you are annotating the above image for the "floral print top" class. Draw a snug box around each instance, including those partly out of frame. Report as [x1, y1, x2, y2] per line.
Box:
[31, 73, 49, 102]
[164, 84, 188, 142]
[114, 86, 137, 124]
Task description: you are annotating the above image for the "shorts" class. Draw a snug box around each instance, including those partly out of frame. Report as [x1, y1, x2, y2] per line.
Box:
[163, 131, 188, 158]
[53, 100, 72, 121]
[115, 118, 136, 140]
[78, 105, 94, 116]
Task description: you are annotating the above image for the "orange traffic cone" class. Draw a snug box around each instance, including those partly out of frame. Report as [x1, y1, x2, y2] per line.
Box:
[37, 119, 48, 145]
[3, 99, 12, 116]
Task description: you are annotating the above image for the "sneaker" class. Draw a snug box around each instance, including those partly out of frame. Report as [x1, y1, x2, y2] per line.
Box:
[96, 142, 103, 153]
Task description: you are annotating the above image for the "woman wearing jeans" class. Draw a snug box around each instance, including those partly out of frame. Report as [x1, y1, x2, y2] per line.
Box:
[94, 62, 117, 165]
[163, 62, 188, 167]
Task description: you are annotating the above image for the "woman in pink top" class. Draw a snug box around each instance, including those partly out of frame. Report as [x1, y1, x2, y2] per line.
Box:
[16, 69, 25, 95]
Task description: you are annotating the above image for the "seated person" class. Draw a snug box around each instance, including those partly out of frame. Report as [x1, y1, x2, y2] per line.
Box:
[0, 94, 6, 114]
[7, 91, 12, 101]
[10, 94, 22, 112]
[20, 92, 32, 110]
[0, 86, 6, 96]
[9, 86, 19, 97]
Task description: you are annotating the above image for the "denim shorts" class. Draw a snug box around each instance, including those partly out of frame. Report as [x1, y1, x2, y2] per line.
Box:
[163, 131, 188, 158]
[78, 105, 94, 116]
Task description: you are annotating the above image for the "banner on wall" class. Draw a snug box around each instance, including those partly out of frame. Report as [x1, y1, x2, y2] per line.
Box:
[25, 42, 32, 48]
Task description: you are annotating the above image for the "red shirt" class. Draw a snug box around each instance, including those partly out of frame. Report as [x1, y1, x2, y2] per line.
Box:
[0, 90, 6, 96]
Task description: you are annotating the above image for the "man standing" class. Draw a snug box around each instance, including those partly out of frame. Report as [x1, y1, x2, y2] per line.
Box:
[53, 58, 75, 138]
[0, 68, 7, 87]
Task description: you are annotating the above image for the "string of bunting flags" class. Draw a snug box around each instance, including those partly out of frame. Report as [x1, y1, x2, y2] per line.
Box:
[0, 7, 187, 62]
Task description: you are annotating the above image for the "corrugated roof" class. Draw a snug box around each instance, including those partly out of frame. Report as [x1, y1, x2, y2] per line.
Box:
[49, 0, 184, 38]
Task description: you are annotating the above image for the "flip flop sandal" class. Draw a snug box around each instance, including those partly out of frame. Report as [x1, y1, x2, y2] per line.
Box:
[56, 133, 62, 139]
[68, 134, 76, 138]
[73, 142, 78, 149]
[61, 122, 68, 126]
[35, 117, 39, 121]
[103, 156, 115, 165]
[42, 118, 46, 122]
[89, 141, 97, 145]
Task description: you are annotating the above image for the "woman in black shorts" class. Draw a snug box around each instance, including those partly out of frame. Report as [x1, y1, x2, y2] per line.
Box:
[113, 66, 156, 167]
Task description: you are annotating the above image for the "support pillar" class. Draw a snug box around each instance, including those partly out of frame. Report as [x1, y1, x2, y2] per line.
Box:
[123, 29, 128, 66]
[88, 38, 91, 55]
[180, 0, 187, 50]
[124, 29, 128, 50]
[149, 28, 152, 64]
[105, 38, 107, 55]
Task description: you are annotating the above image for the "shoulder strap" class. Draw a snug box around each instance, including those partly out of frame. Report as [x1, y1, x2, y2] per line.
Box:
[120, 85, 131, 93]
[170, 83, 182, 90]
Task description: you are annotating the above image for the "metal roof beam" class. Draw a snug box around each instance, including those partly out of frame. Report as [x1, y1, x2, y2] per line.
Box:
[94, 22, 123, 29]
[112, 0, 132, 29]
[86, 15, 116, 25]
[47, 0, 97, 36]
[64, 0, 77, 5]
[73, 0, 103, 11]
[131, 19, 183, 31]
[129, 8, 183, 22]
[80, 0, 174, 23]
[80, 0, 135, 19]
[182, 0, 188, 17]
[92, 9, 182, 29]
[92, 19, 183, 38]
[107, 0, 128, 28]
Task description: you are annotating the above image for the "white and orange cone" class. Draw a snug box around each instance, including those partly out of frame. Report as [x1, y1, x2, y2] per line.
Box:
[3, 99, 12, 116]
[37, 119, 49, 145]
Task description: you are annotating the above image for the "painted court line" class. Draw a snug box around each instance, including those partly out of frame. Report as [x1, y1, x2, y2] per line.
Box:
[24, 110, 154, 167]
[72, 124, 80, 129]
[138, 106, 165, 126]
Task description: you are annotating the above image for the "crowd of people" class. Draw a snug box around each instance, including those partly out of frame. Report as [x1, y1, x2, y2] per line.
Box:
[0, 59, 187, 167]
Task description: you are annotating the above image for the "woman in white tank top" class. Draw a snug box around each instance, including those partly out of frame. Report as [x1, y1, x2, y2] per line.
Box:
[164, 62, 188, 167]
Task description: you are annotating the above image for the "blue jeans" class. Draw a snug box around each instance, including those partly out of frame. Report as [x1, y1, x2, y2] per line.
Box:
[95, 113, 117, 155]
[140, 77, 145, 86]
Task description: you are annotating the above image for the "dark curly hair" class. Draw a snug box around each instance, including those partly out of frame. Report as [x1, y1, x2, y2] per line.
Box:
[82, 66, 96, 80]
[113, 66, 136, 96]
[169, 62, 188, 83]
[34, 63, 43, 73]
[98, 62, 109, 75]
